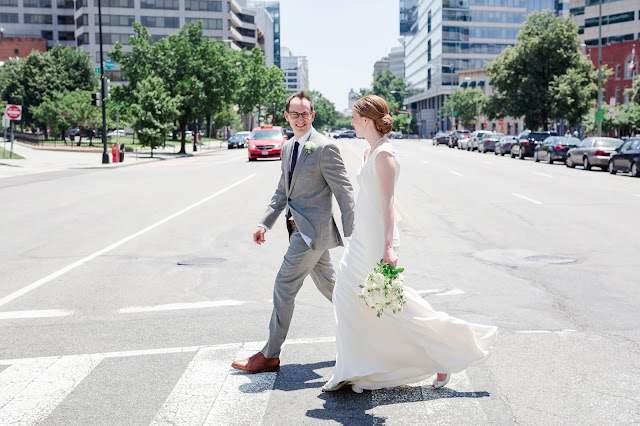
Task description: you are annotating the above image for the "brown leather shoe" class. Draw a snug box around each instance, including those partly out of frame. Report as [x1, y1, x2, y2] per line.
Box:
[231, 352, 280, 373]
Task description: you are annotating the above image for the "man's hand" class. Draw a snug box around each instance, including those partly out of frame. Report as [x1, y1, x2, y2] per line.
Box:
[253, 226, 266, 245]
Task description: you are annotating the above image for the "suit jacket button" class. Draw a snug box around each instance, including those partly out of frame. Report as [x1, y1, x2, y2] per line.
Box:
[288, 198, 291, 201]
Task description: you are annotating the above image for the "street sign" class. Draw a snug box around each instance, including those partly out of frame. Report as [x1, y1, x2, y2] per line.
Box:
[104, 61, 115, 70]
[453, 111, 458, 116]
[95, 67, 101, 74]
[5, 104, 22, 121]
[2, 113, 9, 129]
[594, 108, 605, 122]
[499, 118, 504, 126]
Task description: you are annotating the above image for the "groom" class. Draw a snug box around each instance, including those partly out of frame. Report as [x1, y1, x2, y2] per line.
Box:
[232, 91, 355, 373]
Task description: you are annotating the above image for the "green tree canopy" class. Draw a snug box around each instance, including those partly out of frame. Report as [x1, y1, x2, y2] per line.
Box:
[443, 89, 485, 128]
[486, 10, 598, 130]
[309, 91, 338, 130]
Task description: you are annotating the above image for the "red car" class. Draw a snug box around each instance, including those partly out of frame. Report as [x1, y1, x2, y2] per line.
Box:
[247, 125, 286, 161]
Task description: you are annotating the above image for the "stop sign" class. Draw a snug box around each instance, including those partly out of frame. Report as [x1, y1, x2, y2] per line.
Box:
[5, 105, 22, 120]
[498, 118, 504, 126]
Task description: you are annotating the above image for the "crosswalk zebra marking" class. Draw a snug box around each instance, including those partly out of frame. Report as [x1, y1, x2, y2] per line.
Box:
[0, 309, 74, 320]
[0, 354, 103, 425]
[151, 345, 241, 426]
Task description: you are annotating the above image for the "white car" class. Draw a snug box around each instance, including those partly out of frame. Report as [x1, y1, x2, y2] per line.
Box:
[107, 129, 125, 137]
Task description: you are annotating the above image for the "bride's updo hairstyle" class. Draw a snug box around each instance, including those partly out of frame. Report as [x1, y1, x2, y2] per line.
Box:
[353, 95, 394, 136]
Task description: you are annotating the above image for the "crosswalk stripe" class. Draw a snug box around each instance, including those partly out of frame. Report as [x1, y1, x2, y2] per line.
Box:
[203, 348, 277, 425]
[150, 345, 241, 426]
[0, 354, 103, 425]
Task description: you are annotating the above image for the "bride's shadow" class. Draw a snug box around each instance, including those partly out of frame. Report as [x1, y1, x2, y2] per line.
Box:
[306, 381, 490, 425]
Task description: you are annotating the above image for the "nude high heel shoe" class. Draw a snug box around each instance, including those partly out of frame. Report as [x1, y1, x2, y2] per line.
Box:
[432, 373, 450, 389]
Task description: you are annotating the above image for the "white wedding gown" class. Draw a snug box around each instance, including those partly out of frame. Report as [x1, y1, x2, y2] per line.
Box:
[324, 142, 497, 391]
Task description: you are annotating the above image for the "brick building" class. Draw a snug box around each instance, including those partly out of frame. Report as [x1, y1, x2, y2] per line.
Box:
[586, 40, 638, 107]
[0, 32, 46, 63]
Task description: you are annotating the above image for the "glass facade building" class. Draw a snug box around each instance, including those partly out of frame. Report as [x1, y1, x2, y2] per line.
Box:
[403, 0, 560, 137]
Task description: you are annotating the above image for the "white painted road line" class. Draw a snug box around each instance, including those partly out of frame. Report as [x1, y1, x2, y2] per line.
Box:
[203, 348, 277, 426]
[512, 192, 543, 205]
[0, 309, 73, 320]
[450, 171, 464, 177]
[517, 329, 577, 334]
[117, 300, 247, 314]
[151, 346, 241, 426]
[534, 172, 553, 178]
[0, 174, 256, 308]
[434, 288, 466, 296]
[0, 354, 103, 425]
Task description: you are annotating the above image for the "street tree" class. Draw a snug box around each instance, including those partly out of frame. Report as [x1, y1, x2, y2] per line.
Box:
[443, 89, 485, 128]
[309, 91, 338, 130]
[131, 76, 179, 156]
[0, 46, 96, 132]
[486, 10, 598, 130]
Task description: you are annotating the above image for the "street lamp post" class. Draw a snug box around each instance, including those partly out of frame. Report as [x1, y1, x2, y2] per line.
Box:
[97, 0, 109, 164]
[597, 0, 603, 137]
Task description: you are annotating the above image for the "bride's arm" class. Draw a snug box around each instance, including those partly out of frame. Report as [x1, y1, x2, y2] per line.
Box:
[375, 151, 398, 267]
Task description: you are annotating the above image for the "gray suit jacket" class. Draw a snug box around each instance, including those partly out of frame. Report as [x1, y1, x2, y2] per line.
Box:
[260, 128, 355, 251]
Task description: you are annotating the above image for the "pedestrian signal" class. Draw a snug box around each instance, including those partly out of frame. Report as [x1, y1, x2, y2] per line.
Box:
[91, 92, 100, 107]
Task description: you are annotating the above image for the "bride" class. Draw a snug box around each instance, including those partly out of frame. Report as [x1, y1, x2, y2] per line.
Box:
[323, 95, 497, 393]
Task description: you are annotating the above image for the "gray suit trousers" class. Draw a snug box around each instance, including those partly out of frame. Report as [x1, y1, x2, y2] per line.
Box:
[261, 223, 335, 358]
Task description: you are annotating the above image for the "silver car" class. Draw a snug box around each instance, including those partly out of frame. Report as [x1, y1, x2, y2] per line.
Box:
[462, 130, 490, 151]
[565, 137, 623, 170]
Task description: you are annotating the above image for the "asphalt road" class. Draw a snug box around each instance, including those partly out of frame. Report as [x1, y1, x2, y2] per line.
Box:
[0, 139, 638, 425]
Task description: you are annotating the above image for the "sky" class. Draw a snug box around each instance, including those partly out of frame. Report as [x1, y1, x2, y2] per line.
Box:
[277, 0, 401, 112]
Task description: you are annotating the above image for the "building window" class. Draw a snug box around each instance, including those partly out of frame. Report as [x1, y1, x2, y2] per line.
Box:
[0, 0, 18, 6]
[615, 87, 621, 105]
[76, 13, 87, 28]
[24, 14, 53, 24]
[58, 31, 75, 40]
[94, 0, 134, 7]
[185, 17, 222, 30]
[141, 16, 179, 27]
[185, 0, 221, 11]
[57, 15, 74, 25]
[624, 55, 635, 79]
[56, 0, 74, 8]
[615, 65, 621, 79]
[140, 0, 178, 8]
[96, 32, 133, 44]
[427, 40, 431, 62]
[24, 0, 51, 7]
[236, 13, 254, 24]
[105, 70, 126, 82]
[76, 32, 89, 46]
[0, 13, 19, 23]
[427, 10, 431, 33]
[97, 14, 134, 26]
[427, 68, 431, 90]
[237, 27, 255, 37]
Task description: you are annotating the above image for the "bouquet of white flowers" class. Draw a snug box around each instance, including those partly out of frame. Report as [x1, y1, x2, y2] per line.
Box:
[359, 260, 407, 318]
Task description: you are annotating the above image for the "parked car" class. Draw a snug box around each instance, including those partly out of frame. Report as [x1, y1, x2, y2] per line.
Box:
[107, 129, 125, 137]
[227, 134, 246, 149]
[511, 130, 557, 159]
[477, 132, 504, 153]
[433, 132, 450, 146]
[389, 131, 403, 139]
[247, 125, 285, 161]
[450, 130, 470, 148]
[533, 136, 581, 164]
[495, 136, 516, 156]
[283, 129, 294, 140]
[608, 137, 640, 177]
[464, 130, 491, 151]
[565, 137, 623, 170]
[236, 131, 250, 147]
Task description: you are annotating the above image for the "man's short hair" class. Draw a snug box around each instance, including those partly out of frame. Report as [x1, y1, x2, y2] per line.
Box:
[285, 91, 314, 112]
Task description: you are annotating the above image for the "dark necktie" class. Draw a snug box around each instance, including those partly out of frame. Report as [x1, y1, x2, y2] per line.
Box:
[287, 141, 300, 220]
[289, 140, 300, 187]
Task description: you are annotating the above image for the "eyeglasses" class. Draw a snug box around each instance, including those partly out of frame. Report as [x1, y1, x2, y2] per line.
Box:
[288, 111, 312, 119]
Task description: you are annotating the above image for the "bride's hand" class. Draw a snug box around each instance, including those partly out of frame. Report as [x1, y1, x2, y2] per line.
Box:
[383, 246, 398, 267]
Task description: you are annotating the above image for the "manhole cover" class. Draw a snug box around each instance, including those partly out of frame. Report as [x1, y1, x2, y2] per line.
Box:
[523, 255, 576, 264]
[177, 257, 228, 266]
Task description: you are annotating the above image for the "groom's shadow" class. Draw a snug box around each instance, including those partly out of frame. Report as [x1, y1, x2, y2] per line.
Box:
[236, 360, 335, 394]
[306, 379, 491, 425]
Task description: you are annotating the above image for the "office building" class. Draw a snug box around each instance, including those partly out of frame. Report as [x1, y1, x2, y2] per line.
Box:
[281, 47, 308, 93]
[402, 0, 563, 137]
[389, 45, 405, 78]
[373, 56, 389, 79]
[571, 0, 639, 47]
[250, 1, 280, 68]
[0, 0, 273, 82]
[0, 31, 46, 63]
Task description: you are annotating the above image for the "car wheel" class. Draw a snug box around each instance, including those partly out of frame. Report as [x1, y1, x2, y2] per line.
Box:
[494, 148, 498, 156]
[546, 152, 553, 164]
[608, 160, 617, 174]
[510, 149, 515, 158]
[248, 157, 256, 161]
[534, 151, 539, 162]
[479, 144, 484, 153]
[632, 162, 640, 178]
[519, 149, 525, 160]
[566, 155, 575, 168]
[583, 156, 592, 170]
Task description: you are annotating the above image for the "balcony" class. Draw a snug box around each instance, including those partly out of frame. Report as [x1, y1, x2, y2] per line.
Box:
[229, 0, 241, 14]
[230, 11, 241, 28]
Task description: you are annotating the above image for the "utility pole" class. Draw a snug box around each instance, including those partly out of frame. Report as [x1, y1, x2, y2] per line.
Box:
[597, 0, 602, 137]
[98, 0, 109, 163]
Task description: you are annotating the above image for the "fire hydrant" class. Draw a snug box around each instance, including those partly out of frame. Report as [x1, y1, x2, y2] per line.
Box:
[111, 143, 120, 163]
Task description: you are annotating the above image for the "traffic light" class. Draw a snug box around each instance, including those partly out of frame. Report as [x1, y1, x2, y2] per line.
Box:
[91, 92, 100, 107]
[406, 111, 411, 116]
[105, 79, 111, 100]
[395, 109, 399, 114]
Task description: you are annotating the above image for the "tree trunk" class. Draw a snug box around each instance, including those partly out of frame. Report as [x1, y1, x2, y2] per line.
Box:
[178, 120, 187, 154]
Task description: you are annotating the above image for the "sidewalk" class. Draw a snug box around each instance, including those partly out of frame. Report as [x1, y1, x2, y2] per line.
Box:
[0, 139, 226, 179]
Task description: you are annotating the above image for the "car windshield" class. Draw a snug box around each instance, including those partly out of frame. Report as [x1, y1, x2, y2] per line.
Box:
[457, 131, 470, 134]
[487, 133, 504, 138]
[530, 133, 550, 141]
[557, 137, 580, 144]
[252, 130, 282, 139]
[594, 139, 623, 148]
